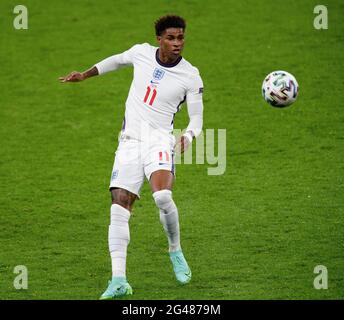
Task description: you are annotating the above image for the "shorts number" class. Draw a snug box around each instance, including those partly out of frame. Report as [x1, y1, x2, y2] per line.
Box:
[144, 86, 157, 106]
[159, 151, 169, 162]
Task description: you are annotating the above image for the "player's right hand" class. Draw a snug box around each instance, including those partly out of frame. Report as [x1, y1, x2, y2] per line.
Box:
[59, 71, 85, 83]
[175, 135, 191, 154]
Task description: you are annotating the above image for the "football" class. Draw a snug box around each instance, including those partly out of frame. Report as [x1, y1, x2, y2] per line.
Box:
[262, 70, 299, 107]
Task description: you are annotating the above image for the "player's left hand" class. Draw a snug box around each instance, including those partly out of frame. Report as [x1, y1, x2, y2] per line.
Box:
[175, 135, 191, 154]
[59, 71, 85, 83]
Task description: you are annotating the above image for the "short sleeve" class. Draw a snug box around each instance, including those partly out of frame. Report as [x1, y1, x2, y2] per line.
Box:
[118, 44, 142, 65]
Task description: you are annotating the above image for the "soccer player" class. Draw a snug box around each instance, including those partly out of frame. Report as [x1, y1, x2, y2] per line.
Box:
[59, 15, 204, 299]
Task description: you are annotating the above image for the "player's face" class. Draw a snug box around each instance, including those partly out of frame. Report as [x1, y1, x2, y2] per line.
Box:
[157, 28, 185, 58]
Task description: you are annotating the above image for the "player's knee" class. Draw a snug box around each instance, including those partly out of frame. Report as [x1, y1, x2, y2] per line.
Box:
[110, 188, 136, 211]
[153, 189, 174, 210]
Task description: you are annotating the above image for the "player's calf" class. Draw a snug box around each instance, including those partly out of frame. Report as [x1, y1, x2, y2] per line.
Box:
[153, 189, 181, 252]
[153, 189, 191, 284]
[108, 204, 131, 278]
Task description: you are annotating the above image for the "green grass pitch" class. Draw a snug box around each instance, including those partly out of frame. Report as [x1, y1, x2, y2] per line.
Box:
[0, 0, 343, 299]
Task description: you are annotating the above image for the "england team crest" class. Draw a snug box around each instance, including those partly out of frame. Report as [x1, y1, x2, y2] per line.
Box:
[153, 68, 165, 81]
[111, 170, 119, 180]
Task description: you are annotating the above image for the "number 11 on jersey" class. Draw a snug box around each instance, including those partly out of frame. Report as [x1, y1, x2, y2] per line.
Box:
[143, 86, 157, 106]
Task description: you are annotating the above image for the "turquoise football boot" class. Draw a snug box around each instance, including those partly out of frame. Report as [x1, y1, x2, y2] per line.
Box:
[169, 250, 192, 284]
[99, 277, 133, 300]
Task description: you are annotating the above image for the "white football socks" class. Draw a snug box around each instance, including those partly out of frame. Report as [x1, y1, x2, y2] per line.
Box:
[108, 204, 130, 278]
[153, 189, 181, 252]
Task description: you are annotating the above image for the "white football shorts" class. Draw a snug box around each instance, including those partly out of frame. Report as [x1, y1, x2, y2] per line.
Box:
[109, 134, 176, 197]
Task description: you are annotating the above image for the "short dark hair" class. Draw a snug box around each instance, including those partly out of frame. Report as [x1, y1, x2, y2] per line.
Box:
[155, 15, 186, 36]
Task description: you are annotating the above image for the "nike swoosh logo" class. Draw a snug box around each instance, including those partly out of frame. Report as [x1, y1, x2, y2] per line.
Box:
[185, 270, 191, 277]
[150, 80, 159, 84]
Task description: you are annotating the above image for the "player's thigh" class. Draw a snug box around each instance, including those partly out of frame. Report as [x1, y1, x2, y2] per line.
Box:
[144, 139, 175, 192]
[149, 170, 174, 193]
[109, 139, 145, 200]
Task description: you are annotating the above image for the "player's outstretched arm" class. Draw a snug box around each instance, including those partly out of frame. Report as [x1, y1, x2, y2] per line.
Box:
[59, 44, 138, 83]
[59, 66, 99, 83]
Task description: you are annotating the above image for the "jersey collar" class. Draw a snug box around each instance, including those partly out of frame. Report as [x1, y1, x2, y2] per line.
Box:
[156, 49, 182, 68]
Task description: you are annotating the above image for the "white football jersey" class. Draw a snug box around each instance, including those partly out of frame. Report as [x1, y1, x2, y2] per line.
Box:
[95, 43, 204, 142]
